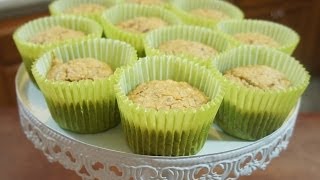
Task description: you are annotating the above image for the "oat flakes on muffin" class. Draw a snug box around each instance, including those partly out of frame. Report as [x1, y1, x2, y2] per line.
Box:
[233, 32, 280, 48]
[127, 0, 164, 5]
[64, 3, 106, 14]
[47, 58, 113, 81]
[128, 79, 209, 110]
[158, 39, 218, 60]
[29, 26, 85, 45]
[190, 8, 230, 20]
[224, 65, 291, 91]
[116, 16, 168, 34]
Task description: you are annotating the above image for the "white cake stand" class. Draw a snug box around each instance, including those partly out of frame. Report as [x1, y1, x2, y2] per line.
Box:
[16, 65, 299, 180]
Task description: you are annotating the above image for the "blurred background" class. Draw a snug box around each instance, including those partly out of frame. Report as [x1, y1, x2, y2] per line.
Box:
[0, 0, 319, 111]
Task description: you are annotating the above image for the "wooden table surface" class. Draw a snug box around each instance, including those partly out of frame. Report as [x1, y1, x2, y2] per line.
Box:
[0, 107, 319, 180]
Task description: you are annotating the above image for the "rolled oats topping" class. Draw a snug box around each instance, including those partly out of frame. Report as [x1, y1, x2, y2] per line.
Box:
[64, 3, 106, 14]
[234, 32, 280, 48]
[190, 8, 230, 20]
[224, 65, 291, 90]
[128, 80, 209, 110]
[29, 26, 85, 44]
[158, 39, 218, 60]
[116, 17, 168, 34]
[47, 58, 113, 81]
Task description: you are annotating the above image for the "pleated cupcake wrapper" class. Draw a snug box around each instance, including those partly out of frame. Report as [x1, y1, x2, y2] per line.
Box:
[100, 4, 182, 56]
[32, 38, 138, 133]
[212, 46, 310, 140]
[13, 16, 103, 85]
[144, 25, 236, 67]
[114, 55, 226, 156]
[49, 0, 119, 24]
[169, 0, 244, 28]
[216, 19, 300, 55]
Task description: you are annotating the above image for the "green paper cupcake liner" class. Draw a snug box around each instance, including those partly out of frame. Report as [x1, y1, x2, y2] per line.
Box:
[114, 55, 226, 156]
[216, 19, 300, 54]
[170, 0, 244, 28]
[13, 16, 103, 85]
[144, 25, 236, 67]
[32, 38, 138, 133]
[212, 45, 310, 140]
[49, 0, 119, 24]
[100, 4, 182, 56]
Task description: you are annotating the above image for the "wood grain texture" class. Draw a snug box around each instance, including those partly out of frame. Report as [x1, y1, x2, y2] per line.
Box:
[0, 107, 319, 180]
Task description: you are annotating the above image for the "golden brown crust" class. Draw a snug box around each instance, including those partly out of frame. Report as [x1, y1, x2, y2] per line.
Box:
[127, 0, 164, 5]
[233, 32, 280, 48]
[128, 80, 209, 110]
[224, 65, 291, 90]
[190, 8, 230, 20]
[116, 17, 168, 34]
[158, 39, 218, 60]
[64, 3, 106, 14]
[47, 58, 113, 81]
[29, 26, 85, 44]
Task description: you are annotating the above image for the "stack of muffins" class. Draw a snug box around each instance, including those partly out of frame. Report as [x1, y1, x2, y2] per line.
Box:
[14, 0, 310, 156]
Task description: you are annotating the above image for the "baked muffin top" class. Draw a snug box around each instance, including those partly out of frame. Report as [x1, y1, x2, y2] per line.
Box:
[224, 65, 291, 90]
[64, 3, 106, 14]
[47, 58, 113, 81]
[116, 16, 168, 34]
[233, 32, 280, 48]
[128, 80, 209, 110]
[158, 39, 218, 60]
[190, 8, 230, 20]
[29, 26, 85, 44]
[127, 0, 164, 5]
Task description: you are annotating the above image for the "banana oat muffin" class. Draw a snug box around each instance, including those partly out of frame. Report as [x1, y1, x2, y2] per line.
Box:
[190, 8, 230, 20]
[158, 39, 218, 60]
[47, 58, 113, 81]
[29, 26, 85, 44]
[64, 3, 106, 14]
[224, 65, 291, 90]
[116, 16, 168, 34]
[127, 0, 164, 5]
[234, 32, 280, 48]
[128, 79, 209, 110]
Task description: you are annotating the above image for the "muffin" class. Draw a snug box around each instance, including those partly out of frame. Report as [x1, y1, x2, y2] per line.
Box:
[29, 26, 85, 44]
[101, 4, 181, 56]
[32, 38, 138, 133]
[49, 0, 118, 23]
[170, 0, 243, 28]
[216, 19, 300, 54]
[128, 80, 209, 110]
[190, 8, 230, 20]
[64, 4, 106, 14]
[158, 39, 218, 60]
[47, 58, 113, 81]
[212, 46, 310, 140]
[114, 55, 225, 156]
[233, 33, 280, 48]
[144, 25, 235, 67]
[126, 0, 166, 6]
[116, 17, 168, 34]
[224, 65, 290, 90]
[13, 16, 103, 85]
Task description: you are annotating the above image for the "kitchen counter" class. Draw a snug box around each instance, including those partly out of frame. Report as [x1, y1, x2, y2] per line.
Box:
[0, 0, 50, 20]
[0, 107, 319, 180]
